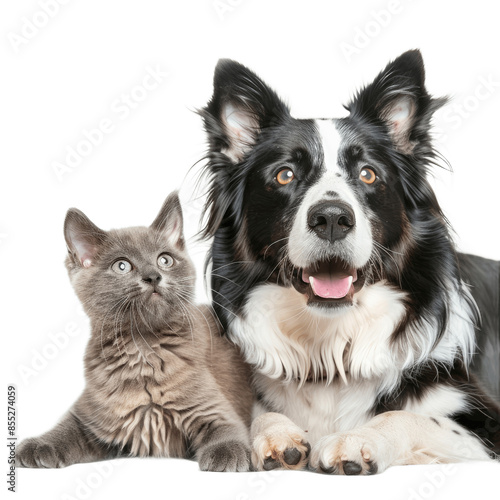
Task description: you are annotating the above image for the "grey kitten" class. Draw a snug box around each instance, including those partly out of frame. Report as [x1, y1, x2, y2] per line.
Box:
[16, 192, 253, 471]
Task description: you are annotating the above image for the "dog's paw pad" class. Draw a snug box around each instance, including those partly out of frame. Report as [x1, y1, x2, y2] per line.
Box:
[253, 434, 310, 471]
[263, 456, 281, 470]
[342, 460, 363, 475]
[283, 446, 303, 466]
[310, 432, 381, 475]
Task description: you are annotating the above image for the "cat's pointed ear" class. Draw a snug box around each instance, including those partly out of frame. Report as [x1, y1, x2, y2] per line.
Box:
[346, 50, 446, 154]
[64, 209, 107, 268]
[201, 59, 290, 163]
[150, 191, 185, 249]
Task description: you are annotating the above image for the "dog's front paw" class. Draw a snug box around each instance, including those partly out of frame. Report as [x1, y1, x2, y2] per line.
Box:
[309, 430, 382, 475]
[251, 413, 310, 471]
[16, 438, 71, 468]
[198, 440, 250, 472]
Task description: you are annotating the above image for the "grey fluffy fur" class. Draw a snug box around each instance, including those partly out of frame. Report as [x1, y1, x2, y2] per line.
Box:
[16, 192, 253, 471]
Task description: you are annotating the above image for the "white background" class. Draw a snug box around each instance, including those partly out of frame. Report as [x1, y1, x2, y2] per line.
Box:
[1, 1, 499, 499]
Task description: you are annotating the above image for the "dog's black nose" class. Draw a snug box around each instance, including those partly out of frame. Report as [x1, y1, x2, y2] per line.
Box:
[307, 202, 356, 242]
[142, 271, 162, 284]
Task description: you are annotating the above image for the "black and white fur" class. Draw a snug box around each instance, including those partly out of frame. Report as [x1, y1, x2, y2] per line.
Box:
[199, 50, 500, 474]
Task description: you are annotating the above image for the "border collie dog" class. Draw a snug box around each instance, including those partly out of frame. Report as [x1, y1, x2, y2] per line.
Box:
[200, 50, 500, 474]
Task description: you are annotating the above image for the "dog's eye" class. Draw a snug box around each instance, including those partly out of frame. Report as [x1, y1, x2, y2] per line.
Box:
[359, 167, 377, 185]
[157, 253, 174, 270]
[276, 168, 295, 185]
[112, 259, 133, 274]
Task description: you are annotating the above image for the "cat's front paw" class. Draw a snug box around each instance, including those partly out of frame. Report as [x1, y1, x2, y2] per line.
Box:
[198, 440, 250, 472]
[16, 438, 72, 468]
[309, 430, 381, 475]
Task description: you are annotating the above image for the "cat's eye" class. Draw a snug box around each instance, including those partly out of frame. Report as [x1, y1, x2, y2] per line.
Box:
[359, 167, 377, 185]
[157, 253, 174, 270]
[276, 168, 295, 185]
[111, 259, 132, 274]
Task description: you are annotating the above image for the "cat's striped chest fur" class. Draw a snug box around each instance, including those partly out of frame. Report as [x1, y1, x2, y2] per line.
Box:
[81, 327, 206, 457]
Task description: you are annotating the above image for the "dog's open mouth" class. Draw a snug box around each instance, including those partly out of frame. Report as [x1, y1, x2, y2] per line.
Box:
[292, 257, 365, 308]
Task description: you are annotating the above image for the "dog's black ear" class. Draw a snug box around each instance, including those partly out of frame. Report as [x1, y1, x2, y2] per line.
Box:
[201, 59, 290, 163]
[347, 50, 445, 154]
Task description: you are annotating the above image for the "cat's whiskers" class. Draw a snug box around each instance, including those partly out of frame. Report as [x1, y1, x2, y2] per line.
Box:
[171, 295, 196, 343]
[134, 297, 163, 342]
[110, 293, 139, 363]
[97, 295, 132, 365]
[180, 300, 196, 343]
[116, 297, 133, 363]
[210, 287, 237, 306]
[131, 300, 159, 365]
[128, 305, 155, 369]
[167, 297, 190, 338]
[108, 295, 133, 361]
[208, 288, 239, 315]
[175, 291, 217, 351]
[210, 273, 242, 288]
[195, 297, 224, 332]
[170, 276, 196, 283]
[107, 287, 144, 363]
[210, 261, 255, 273]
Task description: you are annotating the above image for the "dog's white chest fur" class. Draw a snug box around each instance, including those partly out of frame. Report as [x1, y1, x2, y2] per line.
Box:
[231, 280, 475, 445]
[253, 374, 382, 444]
[231, 281, 410, 386]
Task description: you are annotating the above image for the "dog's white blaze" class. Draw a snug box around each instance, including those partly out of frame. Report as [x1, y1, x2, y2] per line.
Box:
[287, 120, 373, 270]
[315, 119, 342, 175]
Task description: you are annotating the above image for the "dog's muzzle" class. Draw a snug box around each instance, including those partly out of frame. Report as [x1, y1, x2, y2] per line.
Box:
[291, 200, 366, 311]
[307, 201, 356, 243]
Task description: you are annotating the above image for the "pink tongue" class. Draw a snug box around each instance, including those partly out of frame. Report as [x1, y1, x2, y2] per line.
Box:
[306, 274, 353, 299]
